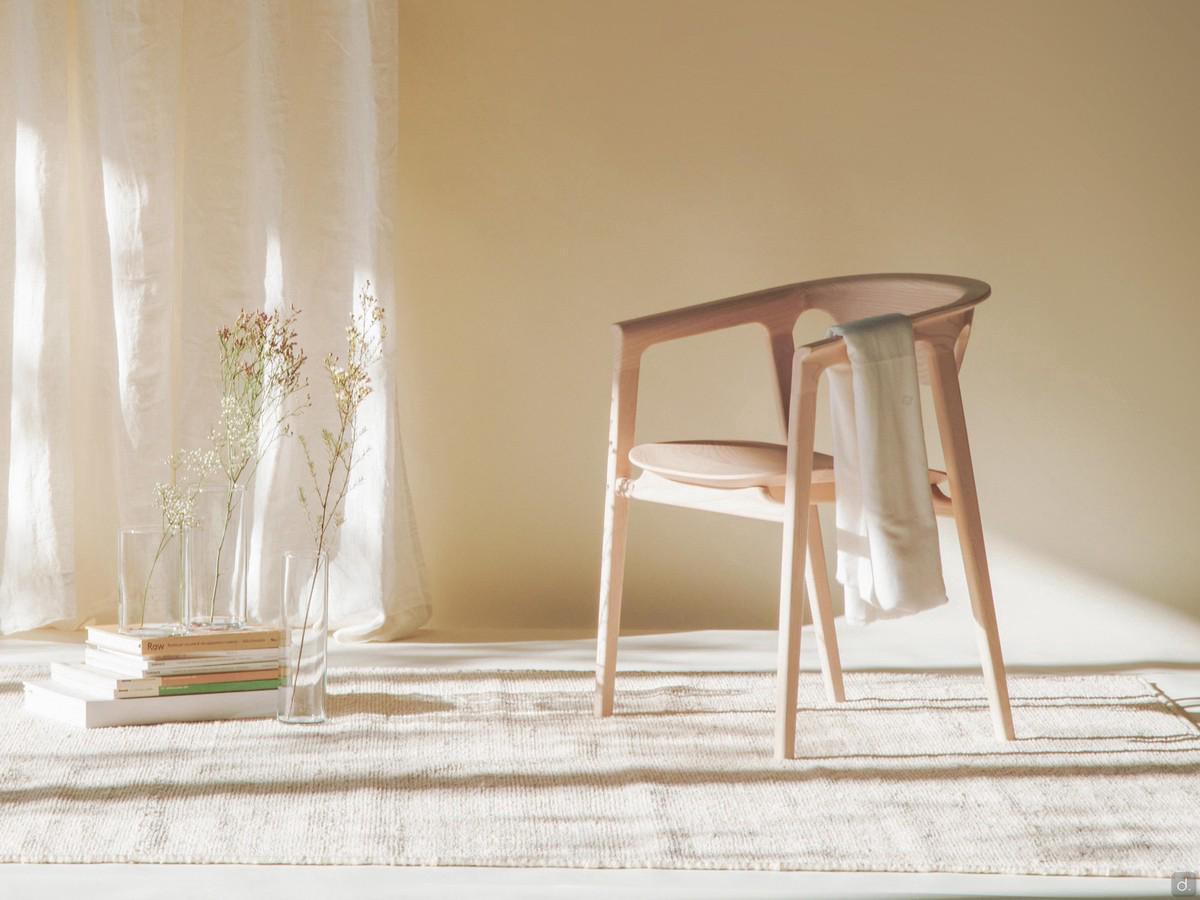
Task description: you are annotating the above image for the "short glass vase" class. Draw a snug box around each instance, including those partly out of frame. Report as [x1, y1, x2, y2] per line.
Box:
[189, 484, 248, 630]
[118, 527, 190, 636]
[278, 551, 328, 725]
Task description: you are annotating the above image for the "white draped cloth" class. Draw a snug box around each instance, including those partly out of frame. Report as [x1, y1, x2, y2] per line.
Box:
[0, 0, 430, 638]
[827, 314, 947, 624]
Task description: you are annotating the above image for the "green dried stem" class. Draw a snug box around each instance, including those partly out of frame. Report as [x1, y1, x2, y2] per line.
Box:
[297, 283, 385, 560]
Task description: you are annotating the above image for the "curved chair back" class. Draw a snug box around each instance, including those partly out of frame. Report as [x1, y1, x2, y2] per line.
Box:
[796, 273, 990, 393]
[612, 272, 990, 427]
[801, 273, 989, 322]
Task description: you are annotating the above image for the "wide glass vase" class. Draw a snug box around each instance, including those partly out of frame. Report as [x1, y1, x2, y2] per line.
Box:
[190, 485, 248, 630]
[278, 551, 328, 724]
[118, 527, 190, 636]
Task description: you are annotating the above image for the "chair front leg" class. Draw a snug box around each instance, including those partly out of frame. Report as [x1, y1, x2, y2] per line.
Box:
[927, 344, 1015, 741]
[595, 345, 640, 718]
[594, 486, 631, 717]
[775, 357, 820, 759]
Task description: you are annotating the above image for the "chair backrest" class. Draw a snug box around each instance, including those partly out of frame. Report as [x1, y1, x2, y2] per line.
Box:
[794, 273, 989, 390]
[798, 273, 989, 325]
[611, 272, 990, 435]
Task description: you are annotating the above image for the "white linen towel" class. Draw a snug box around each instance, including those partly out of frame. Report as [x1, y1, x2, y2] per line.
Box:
[826, 314, 947, 624]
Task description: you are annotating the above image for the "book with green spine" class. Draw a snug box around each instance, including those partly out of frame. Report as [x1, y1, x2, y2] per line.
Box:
[157, 678, 279, 697]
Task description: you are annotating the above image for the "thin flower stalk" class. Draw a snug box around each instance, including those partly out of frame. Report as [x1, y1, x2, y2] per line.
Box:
[143, 449, 216, 628]
[287, 283, 385, 717]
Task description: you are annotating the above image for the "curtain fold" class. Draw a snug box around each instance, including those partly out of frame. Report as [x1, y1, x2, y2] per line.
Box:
[0, 0, 429, 639]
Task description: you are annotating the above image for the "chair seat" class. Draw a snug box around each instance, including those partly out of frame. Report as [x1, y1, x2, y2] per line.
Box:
[629, 440, 948, 490]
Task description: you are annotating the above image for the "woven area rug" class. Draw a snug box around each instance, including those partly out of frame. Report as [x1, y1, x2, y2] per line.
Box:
[1, 667, 1196, 874]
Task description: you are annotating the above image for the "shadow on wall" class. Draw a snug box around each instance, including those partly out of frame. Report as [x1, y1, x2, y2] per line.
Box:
[617, 298, 1200, 633]
[394, 0, 1200, 633]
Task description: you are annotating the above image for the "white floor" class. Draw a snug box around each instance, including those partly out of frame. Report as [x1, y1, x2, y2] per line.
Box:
[3, 606, 1198, 899]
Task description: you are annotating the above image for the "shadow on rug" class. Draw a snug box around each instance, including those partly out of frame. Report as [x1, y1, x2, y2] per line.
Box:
[2, 668, 1196, 875]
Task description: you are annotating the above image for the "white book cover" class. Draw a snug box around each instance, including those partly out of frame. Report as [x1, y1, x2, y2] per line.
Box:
[84, 645, 280, 677]
[23, 680, 277, 728]
[51, 662, 161, 698]
[85, 624, 280, 657]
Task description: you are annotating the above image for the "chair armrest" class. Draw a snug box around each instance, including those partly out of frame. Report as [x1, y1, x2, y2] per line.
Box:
[614, 282, 807, 357]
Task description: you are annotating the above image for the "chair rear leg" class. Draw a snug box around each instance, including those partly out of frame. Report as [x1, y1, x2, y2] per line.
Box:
[805, 505, 845, 703]
[775, 357, 820, 760]
[594, 488, 631, 717]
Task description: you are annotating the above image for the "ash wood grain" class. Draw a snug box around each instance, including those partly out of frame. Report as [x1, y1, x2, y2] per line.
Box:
[593, 273, 1013, 759]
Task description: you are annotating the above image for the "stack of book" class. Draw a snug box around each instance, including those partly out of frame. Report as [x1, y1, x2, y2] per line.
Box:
[23, 625, 282, 728]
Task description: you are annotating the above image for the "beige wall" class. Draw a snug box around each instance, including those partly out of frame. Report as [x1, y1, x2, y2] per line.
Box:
[395, 0, 1200, 632]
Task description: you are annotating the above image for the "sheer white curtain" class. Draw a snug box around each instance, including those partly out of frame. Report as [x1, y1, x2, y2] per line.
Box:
[0, 0, 430, 638]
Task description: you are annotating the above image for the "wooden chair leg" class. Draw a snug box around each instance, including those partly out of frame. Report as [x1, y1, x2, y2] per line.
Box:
[805, 505, 845, 703]
[594, 488, 631, 717]
[775, 358, 820, 759]
[927, 347, 1015, 741]
[776, 522, 807, 760]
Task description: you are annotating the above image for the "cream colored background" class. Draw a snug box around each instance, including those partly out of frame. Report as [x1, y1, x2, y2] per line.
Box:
[395, 0, 1200, 632]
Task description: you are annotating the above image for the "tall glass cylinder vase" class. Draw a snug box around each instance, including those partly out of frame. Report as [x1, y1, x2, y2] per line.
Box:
[278, 551, 328, 724]
[118, 527, 190, 636]
[190, 485, 248, 630]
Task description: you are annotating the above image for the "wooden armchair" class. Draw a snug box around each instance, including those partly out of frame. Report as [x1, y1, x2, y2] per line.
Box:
[593, 273, 1014, 759]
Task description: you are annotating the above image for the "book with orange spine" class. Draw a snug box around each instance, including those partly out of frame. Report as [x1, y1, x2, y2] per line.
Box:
[51, 662, 281, 699]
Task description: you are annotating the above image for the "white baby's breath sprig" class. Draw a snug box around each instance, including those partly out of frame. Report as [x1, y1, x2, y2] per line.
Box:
[154, 448, 217, 534]
[139, 447, 216, 629]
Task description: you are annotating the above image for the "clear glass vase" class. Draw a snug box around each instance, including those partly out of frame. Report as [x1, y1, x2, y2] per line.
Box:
[118, 527, 190, 636]
[278, 551, 328, 724]
[189, 485, 248, 630]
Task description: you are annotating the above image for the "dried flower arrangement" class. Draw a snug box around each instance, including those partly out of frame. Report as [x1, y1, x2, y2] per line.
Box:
[127, 283, 385, 720]
[199, 309, 309, 623]
[285, 282, 386, 717]
[142, 448, 216, 628]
